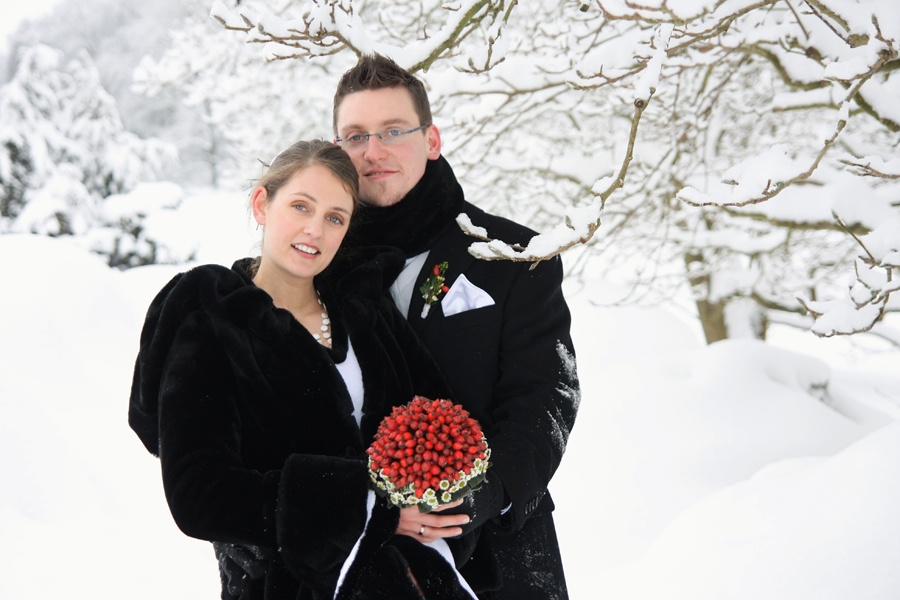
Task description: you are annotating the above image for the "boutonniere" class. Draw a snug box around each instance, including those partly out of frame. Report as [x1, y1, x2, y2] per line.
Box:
[419, 262, 449, 318]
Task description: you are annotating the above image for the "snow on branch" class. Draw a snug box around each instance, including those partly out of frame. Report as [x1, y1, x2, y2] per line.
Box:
[799, 215, 900, 341]
[839, 155, 900, 179]
[459, 200, 603, 267]
[210, 0, 511, 72]
[568, 0, 775, 94]
[676, 47, 895, 209]
[461, 23, 673, 266]
[461, 86, 656, 267]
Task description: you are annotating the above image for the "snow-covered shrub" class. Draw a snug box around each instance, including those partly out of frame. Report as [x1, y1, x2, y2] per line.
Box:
[0, 44, 180, 268]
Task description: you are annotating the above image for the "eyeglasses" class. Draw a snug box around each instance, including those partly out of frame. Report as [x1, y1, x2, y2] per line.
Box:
[335, 125, 430, 149]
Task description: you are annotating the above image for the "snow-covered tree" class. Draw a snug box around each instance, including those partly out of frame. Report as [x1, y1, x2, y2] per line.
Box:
[142, 0, 899, 345]
[2, 0, 208, 184]
[0, 44, 179, 268]
[132, 0, 352, 190]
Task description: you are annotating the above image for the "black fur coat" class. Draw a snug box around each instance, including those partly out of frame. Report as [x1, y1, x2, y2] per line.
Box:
[129, 249, 481, 600]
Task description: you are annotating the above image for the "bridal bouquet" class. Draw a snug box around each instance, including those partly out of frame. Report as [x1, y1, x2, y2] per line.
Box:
[366, 396, 491, 513]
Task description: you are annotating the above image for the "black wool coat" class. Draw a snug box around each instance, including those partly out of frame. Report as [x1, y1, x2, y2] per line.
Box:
[411, 203, 580, 599]
[405, 200, 579, 532]
[128, 249, 483, 600]
[351, 157, 581, 599]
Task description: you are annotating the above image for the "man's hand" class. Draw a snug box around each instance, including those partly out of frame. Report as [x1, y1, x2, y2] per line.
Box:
[439, 477, 509, 535]
[396, 499, 470, 542]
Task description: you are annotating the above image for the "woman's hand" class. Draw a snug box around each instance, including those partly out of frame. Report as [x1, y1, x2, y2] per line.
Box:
[395, 499, 470, 542]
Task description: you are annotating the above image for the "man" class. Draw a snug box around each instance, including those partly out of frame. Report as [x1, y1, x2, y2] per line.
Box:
[333, 54, 580, 600]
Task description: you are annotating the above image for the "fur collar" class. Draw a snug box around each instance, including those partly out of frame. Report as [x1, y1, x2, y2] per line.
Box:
[129, 247, 405, 456]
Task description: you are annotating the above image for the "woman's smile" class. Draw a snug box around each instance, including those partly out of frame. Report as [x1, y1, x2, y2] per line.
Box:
[291, 242, 320, 256]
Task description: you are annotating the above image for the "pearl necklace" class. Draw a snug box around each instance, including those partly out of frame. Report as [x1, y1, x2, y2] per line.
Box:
[311, 293, 331, 347]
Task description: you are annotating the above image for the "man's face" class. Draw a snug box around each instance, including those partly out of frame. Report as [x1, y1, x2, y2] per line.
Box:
[335, 87, 441, 207]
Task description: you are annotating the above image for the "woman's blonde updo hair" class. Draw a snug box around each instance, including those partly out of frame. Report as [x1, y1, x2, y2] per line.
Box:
[255, 139, 359, 209]
[247, 140, 360, 277]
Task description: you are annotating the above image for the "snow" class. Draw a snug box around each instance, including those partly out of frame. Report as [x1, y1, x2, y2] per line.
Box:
[209, 1, 250, 30]
[861, 217, 900, 264]
[3, 190, 899, 599]
[456, 213, 487, 238]
[845, 154, 900, 178]
[592, 422, 900, 599]
[809, 299, 885, 337]
[0, 0, 66, 51]
[633, 24, 673, 102]
[822, 46, 878, 81]
[464, 200, 604, 261]
[229, 0, 499, 69]
[799, 216, 900, 337]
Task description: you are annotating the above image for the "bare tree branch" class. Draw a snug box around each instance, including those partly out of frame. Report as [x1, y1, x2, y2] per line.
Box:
[211, 0, 513, 73]
[677, 48, 895, 209]
[840, 160, 900, 179]
[461, 93, 654, 266]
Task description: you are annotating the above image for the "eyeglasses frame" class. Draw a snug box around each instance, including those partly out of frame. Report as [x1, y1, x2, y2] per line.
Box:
[335, 124, 431, 149]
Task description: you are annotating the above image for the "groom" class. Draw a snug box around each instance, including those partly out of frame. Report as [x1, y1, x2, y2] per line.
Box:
[333, 54, 580, 599]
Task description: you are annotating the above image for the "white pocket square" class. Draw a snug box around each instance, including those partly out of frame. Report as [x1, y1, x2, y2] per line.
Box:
[442, 274, 495, 317]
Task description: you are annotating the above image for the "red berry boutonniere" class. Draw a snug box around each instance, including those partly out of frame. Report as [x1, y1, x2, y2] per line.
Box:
[418, 261, 449, 318]
[366, 396, 492, 513]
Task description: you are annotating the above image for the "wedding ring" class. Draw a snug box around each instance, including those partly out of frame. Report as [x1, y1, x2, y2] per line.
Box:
[418, 525, 426, 536]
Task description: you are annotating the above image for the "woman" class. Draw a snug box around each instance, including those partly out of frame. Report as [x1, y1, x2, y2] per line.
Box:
[128, 140, 477, 600]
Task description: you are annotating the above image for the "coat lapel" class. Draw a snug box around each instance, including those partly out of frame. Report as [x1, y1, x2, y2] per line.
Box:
[407, 223, 478, 335]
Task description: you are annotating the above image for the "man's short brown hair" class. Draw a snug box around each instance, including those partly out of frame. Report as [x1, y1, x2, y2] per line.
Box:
[333, 54, 432, 134]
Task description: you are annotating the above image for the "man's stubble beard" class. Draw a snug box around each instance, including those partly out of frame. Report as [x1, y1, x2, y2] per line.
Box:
[359, 187, 405, 208]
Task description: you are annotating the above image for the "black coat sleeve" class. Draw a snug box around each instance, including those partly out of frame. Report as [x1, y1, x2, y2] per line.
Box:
[483, 255, 580, 531]
[156, 311, 371, 592]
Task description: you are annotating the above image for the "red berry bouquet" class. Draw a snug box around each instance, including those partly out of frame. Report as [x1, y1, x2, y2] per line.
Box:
[366, 396, 491, 512]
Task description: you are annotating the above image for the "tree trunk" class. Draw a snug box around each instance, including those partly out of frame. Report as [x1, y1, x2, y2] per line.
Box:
[686, 251, 729, 344]
[695, 298, 729, 344]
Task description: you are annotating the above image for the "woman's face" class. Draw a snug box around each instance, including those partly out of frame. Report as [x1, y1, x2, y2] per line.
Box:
[253, 164, 354, 283]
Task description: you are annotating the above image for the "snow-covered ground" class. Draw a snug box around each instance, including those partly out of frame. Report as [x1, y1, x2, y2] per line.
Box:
[2, 188, 899, 599]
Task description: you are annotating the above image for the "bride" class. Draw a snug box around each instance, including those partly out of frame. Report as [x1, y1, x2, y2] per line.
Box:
[128, 139, 477, 600]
